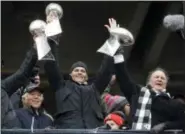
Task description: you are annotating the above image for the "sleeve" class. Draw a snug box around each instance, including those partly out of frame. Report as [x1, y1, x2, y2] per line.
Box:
[10, 87, 24, 109]
[91, 55, 114, 94]
[44, 38, 65, 91]
[1, 90, 21, 128]
[1, 47, 37, 96]
[152, 96, 185, 117]
[164, 120, 185, 130]
[114, 55, 140, 102]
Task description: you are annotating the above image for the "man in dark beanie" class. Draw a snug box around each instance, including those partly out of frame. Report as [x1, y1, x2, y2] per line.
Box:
[69, 61, 88, 85]
[44, 18, 122, 129]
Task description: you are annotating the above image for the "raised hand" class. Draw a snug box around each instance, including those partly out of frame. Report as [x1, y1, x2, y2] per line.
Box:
[46, 11, 58, 24]
[104, 18, 120, 40]
[104, 18, 120, 32]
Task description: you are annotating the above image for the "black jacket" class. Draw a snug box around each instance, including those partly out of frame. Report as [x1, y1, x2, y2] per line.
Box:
[1, 47, 37, 128]
[44, 40, 114, 129]
[1, 89, 19, 128]
[114, 61, 185, 129]
[10, 87, 24, 109]
[15, 107, 53, 129]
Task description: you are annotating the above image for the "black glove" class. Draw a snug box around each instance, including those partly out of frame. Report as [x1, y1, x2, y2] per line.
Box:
[31, 65, 40, 77]
[150, 123, 167, 134]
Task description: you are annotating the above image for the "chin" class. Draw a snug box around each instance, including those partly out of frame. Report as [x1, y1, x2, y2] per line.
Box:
[75, 79, 84, 83]
[32, 105, 41, 109]
[154, 87, 163, 91]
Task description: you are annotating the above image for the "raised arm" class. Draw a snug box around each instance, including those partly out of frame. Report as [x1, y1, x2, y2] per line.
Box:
[1, 47, 37, 96]
[92, 55, 114, 94]
[114, 57, 140, 102]
[44, 38, 65, 91]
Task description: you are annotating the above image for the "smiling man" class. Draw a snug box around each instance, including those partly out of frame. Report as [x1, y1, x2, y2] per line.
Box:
[44, 17, 119, 128]
[15, 84, 53, 129]
[70, 61, 88, 85]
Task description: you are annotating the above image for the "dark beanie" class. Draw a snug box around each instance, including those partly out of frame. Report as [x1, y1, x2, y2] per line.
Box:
[70, 61, 88, 72]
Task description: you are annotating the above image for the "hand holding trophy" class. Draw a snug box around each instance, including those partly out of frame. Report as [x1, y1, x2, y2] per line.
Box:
[29, 20, 54, 61]
[106, 18, 135, 46]
[45, 3, 63, 38]
[97, 18, 135, 56]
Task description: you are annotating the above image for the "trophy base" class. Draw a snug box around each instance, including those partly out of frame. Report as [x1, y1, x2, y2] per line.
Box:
[39, 52, 55, 61]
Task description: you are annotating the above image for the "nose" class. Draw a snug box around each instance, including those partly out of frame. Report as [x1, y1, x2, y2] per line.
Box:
[77, 71, 82, 75]
[157, 77, 163, 82]
[33, 94, 40, 99]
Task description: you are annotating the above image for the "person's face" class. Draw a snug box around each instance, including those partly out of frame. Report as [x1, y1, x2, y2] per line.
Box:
[70, 67, 88, 84]
[27, 90, 43, 109]
[148, 70, 167, 92]
[106, 120, 120, 130]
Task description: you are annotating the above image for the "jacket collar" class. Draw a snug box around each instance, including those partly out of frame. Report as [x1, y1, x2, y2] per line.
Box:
[24, 106, 44, 116]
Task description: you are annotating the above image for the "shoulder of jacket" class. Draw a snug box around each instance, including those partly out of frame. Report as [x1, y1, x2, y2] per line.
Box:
[43, 110, 54, 122]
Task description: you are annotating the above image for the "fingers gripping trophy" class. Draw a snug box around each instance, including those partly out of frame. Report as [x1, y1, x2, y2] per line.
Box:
[29, 3, 63, 61]
[97, 18, 135, 57]
[29, 19, 53, 61]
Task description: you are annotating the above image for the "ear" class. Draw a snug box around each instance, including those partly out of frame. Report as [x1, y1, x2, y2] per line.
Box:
[41, 94, 44, 101]
[85, 75, 88, 81]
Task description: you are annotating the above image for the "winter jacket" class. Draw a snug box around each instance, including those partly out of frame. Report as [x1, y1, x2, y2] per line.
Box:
[44, 39, 114, 129]
[115, 61, 185, 129]
[15, 107, 53, 129]
[1, 47, 37, 128]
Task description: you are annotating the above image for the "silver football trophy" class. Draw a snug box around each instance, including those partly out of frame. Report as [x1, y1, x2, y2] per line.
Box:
[110, 27, 135, 46]
[29, 19, 55, 61]
[97, 27, 135, 56]
[45, 3, 63, 38]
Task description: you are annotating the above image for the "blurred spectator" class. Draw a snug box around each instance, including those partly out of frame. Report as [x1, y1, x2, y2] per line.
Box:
[98, 111, 128, 130]
[101, 75, 130, 117]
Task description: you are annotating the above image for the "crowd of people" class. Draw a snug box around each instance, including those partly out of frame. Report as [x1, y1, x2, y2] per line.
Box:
[1, 3, 185, 134]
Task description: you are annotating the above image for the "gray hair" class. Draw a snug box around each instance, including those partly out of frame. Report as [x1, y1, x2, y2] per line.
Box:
[146, 67, 169, 85]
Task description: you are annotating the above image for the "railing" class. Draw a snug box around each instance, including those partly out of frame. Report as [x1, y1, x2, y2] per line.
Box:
[1, 129, 184, 134]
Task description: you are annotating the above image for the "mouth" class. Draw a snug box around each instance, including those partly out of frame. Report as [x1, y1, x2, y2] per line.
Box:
[76, 76, 83, 80]
[155, 83, 163, 88]
[32, 100, 40, 104]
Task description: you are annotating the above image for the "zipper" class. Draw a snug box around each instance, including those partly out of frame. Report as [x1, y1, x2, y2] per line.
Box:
[31, 116, 35, 133]
[80, 88, 86, 128]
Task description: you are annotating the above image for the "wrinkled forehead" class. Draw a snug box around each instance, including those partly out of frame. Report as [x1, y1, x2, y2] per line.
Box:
[151, 70, 167, 78]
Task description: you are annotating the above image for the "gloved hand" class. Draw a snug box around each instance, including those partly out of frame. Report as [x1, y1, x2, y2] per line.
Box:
[150, 123, 167, 134]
